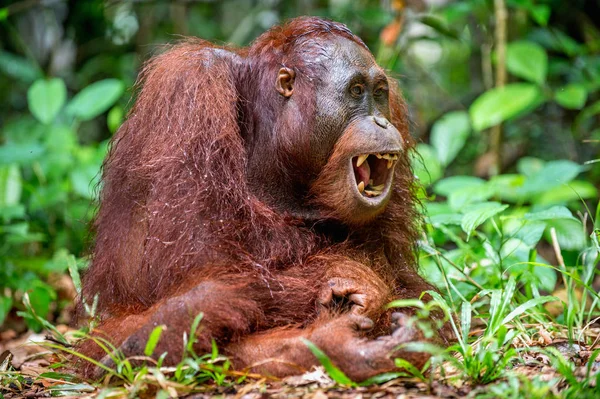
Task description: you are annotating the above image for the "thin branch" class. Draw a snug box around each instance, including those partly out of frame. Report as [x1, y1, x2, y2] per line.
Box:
[490, 0, 507, 175]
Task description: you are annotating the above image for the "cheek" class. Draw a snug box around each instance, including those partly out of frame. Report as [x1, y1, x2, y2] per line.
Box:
[311, 90, 351, 167]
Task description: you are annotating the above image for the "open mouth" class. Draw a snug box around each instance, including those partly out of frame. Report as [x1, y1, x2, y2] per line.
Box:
[352, 152, 399, 198]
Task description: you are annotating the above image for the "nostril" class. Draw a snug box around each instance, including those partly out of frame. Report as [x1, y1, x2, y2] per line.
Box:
[373, 116, 388, 129]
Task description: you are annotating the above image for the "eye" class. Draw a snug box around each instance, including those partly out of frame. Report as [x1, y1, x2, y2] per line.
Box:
[374, 85, 388, 98]
[350, 84, 365, 97]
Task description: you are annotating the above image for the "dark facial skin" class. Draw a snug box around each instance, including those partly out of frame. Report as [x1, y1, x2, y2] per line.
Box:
[311, 37, 393, 163]
[273, 37, 403, 224]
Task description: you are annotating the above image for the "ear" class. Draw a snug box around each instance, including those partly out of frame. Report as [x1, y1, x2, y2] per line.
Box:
[276, 67, 295, 98]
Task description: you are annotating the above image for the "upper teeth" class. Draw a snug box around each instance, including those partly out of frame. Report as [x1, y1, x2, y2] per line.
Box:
[356, 154, 369, 167]
[354, 153, 399, 198]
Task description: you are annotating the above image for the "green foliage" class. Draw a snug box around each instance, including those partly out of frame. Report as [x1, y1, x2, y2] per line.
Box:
[0, 75, 124, 328]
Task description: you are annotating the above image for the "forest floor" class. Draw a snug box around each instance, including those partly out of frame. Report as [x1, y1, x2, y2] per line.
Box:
[0, 327, 596, 399]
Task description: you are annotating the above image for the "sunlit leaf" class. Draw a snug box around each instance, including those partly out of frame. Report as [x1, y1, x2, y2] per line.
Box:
[0, 164, 22, 208]
[470, 83, 544, 131]
[145, 325, 166, 356]
[461, 202, 509, 238]
[430, 111, 471, 166]
[506, 41, 548, 84]
[555, 84, 587, 109]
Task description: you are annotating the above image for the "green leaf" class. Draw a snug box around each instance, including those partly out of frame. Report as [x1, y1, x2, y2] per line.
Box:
[66, 79, 124, 121]
[460, 301, 471, 343]
[470, 83, 544, 131]
[461, 202, 509, 238]
[418, 15, 461, 40]
[434, 176, 486, 197]
[67, 255, 82, 295]
[555, 84, 587, 109]
[301, 338, 356, 386]
[412, 144, 443, 186]
[0, 296, 12, 326]
[0, 165, 22, 208]
[27, 78, 66, 124]
[26, 282, 56, 331]
[0, 142, 44, 165]
[501, 296, 557, 325]
[430, 111, 471, 166]
[394, 358, 425, 380]
[545, 219, 587, 251]
[489, 174, 527, 203]
[107, 105, 124, 133]
[513, 221, 547, 247]
[533, 265, 557, 292]
[516, 157, 545, 177]
[529, 4, 550, 26]
[0, 51, 41, 83]
[524, 206, 577, 222]
[534, 180, 598, 206]
[144, 325, 166, 356]
[0, 8, 8, 21]
[520, 160, 582, 196]
[506, 41, 548, 84]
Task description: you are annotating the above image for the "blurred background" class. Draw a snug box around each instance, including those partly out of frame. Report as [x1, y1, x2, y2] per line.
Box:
[0, 0, 598, 337]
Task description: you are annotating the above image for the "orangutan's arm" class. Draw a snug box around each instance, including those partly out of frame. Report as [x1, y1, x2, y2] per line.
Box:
[227, 313, 429, 382]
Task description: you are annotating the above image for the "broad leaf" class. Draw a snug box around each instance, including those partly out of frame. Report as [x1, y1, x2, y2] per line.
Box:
[470, 83, 543, 131]
[516, 157, 545, 177]
[66, 79, 124, 121]
[0, 51, 41, 83]
[430, 111, 471, 166]
[521, 160, 582, 196]
[0, 142, 44, 165]
[27, 78, 66, 124]
[535, 180, 598, 206]
[554, 83, 587, 109]
[506, 41, 548, 84]
[545, 219, 587, 250]
[412, 144, 442, 187]
[434, 176, 486, 197]
[524, 206, 577, 222]
[461, 202, 509, 238]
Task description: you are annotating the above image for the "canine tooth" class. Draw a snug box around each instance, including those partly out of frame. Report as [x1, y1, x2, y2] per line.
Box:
[357, 181, 365, 193]
[356, 154, 368, 167]
[387, 160, 393, 169]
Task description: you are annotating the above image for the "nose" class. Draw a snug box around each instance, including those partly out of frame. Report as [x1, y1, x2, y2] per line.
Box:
[373, 116, 389, 129]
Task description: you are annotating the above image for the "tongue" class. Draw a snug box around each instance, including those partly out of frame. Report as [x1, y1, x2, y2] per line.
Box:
[354, 159, 371, 186]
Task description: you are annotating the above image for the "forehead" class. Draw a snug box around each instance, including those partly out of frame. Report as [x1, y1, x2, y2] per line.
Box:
[318, 36, 381, 75]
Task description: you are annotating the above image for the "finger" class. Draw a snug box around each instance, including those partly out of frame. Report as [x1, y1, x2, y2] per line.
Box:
[348, 293, 367, 314]
[346, 314, 374, 331]
[318, 286, 333, 305]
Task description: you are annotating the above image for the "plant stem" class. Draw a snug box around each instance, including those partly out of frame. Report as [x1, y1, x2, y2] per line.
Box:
[491, 0, 507, 175]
